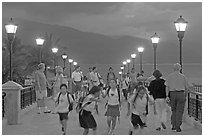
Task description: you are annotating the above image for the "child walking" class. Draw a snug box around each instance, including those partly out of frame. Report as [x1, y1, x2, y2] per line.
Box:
[55, 84, 74, 135]
[121, 75, 129, 101]
[78, 86, 101, 135]
[102, 79, 121, 135]
[127, 86, 154, 135]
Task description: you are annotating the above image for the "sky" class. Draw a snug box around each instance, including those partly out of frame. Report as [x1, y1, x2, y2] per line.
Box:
[2, 2, 202, 39]
[2, 1, 202, 66]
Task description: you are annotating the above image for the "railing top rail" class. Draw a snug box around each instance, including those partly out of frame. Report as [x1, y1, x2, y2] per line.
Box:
[21, 85, 34, 89]
[189, 90, 202, 96]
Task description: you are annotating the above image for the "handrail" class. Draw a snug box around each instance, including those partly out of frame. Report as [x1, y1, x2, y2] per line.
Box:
[187, 85, 202, 123]
[20, 86, 36, 109]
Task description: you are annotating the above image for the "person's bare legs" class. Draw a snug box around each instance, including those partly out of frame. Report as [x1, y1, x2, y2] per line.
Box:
[83, 129, 89, 135]
[110, 116, 117, 134]
[106, 116, 112, 134]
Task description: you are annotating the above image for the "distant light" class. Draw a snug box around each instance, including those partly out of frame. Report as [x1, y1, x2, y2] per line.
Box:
[123, 61, 127, 65]
[52, 47, 58, 53]
[119, 71, 122, 75]
[120, 66, 124, 70]
[73, 62, 77, 66]
[126, 59, 131, 63]
[36, 37, 45, 46]
[62, 53, 68, 59]
[68, 59, 73, 63]
[131, 53, 136, 58]
[138, 47, 144, 53]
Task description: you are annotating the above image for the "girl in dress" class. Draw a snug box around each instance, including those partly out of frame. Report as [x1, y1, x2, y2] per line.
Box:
[78, 86, 101, 135]
[102, 79, 121, 135]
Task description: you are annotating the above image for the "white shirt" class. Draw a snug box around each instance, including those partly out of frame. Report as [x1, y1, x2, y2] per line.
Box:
[165, 71, 189, 91]
[90, 72, 100, 86]
[72, 71, 83, 82]
[55, 93, 73, 113]
[128, 93, 154, 115]
[83, 94, 97, 113]
[107, 88, 120, 105]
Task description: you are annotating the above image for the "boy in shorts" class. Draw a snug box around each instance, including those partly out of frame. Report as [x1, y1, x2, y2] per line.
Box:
[55, 84, 74, 135]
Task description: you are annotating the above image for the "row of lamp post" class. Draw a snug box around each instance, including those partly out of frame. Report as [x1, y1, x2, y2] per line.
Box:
[5, 18, 80, 81]
[4, 16, 187, 81]
[119, 15, 188, 76]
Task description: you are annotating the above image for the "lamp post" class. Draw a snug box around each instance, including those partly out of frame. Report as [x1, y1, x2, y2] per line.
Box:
[35, 37, 45, 63]
[131, 53, 136, 69]
[62, 53, 68, 71]
[51, 47, 58, 69]
[5, 18, 18, 81]
[174, 16, 188, 73]
[126, 59, 131, 73]
[68, 59, 73, 78]
[73, 61, 77, 69]
[151, 32, 160, 70]
[122, 61, 127, 74]
[119, 71, 122, 82]
[120, 66, 124, 74]
[138, 47, 144, 73]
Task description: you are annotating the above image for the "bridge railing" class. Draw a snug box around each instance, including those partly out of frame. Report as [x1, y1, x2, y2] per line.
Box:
[187, 84, 202, 123]
[2, 85, 53, 118]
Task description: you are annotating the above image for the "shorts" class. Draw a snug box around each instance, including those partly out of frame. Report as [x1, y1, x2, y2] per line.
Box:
[58, 112, 69, 121]
[131, 113, 145, 128]
[36, 89, 47, 99]
[72, 81, 82, 93]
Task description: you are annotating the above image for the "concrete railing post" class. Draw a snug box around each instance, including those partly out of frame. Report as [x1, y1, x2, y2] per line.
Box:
[2, 81, 23, 125]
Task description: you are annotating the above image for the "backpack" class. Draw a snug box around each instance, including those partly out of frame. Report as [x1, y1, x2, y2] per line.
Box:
[56, 92, 73, 112]
[105, 87, 121, 108]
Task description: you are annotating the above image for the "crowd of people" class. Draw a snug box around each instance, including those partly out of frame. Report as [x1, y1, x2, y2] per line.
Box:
[34, 63, 190, 135]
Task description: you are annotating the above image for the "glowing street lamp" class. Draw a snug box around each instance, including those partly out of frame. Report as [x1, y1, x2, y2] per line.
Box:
[131, 53, 136, 69]
[36, 37, 45, 63]
[174, 16, 188, 73]
[138, 47, 144, 73]
[126, 59, 131, 73]
[151, 32, 160, 70]
[68, 59, 73, 78]
[5, 18, 18, 81]
[52, 47, 58, 68]
[62, 53, 68, 71]
[73, 61, 77, 66]
[122, 61, 127, 74]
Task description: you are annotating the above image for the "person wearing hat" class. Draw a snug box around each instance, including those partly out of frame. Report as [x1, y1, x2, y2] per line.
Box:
[165, 63, 190, 132]
[148, 69, 167, 131]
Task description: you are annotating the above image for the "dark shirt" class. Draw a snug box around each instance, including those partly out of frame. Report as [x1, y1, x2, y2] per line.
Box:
[148, 78, 166, 99]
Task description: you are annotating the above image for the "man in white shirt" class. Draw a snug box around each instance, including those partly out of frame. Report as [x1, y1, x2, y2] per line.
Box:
[90, 67, 102, 88]
[72, 66, 83, 100]
[165, 63, 190, 132]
